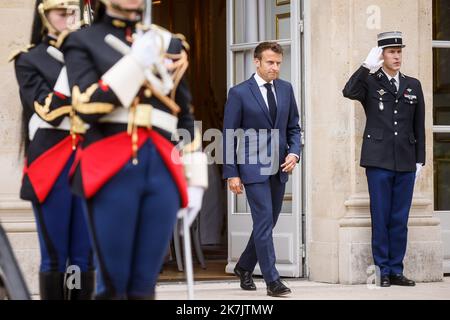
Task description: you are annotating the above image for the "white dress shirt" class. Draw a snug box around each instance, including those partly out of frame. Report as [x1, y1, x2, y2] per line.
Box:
[254, 72, 278, 109]
[253, 73, 299, 162]
[382, 68, 400, 91]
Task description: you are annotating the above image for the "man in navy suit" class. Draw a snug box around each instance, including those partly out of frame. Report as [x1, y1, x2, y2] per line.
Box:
[223, 42, 301, 297]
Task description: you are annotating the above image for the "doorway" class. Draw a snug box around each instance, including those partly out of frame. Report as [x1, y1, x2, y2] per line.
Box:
[153, 0, 231, 281]
[155, 0, 305, 281]
[225, 0, 305, 278]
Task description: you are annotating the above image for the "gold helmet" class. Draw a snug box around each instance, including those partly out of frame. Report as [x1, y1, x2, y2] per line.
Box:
[38, 0, 80, 35]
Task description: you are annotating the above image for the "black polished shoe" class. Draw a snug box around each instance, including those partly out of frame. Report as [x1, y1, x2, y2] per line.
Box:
[380, 276, 391, 287]
[69, 271, 95, 300]
[390, 274, 416, 286]
[267, 279, 291, 297]
[39, 272, 65, 300]
[234, 264, 256, 291]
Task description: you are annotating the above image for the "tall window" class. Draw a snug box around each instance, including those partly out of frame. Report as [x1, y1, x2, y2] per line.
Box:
[432, 0, 450, 211]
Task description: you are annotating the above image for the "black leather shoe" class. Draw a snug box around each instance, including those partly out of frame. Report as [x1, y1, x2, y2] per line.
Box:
[234, 264, 256, 291]
[39, 272, 66, 300]
[267, 279, 291, 297]
[390, 274, 416, 286]
[380, 276, 391, 287]
[69, 271, 95, 300]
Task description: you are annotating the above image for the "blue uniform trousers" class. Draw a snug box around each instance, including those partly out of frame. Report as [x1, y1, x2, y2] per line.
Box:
[366, 167, 415, 276]
[85, 140, 180, 299]
[33, 154, 93, 273]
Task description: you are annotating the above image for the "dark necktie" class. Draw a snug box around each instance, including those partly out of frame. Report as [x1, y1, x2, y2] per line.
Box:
[264, 83, 277, 124]
[390, 78, 397, 93]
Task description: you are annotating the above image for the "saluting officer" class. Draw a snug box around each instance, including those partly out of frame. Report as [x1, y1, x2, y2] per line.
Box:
[61, 0, 207, 299]
[343, 31, 425, 287]
[11, 0, 94, 300]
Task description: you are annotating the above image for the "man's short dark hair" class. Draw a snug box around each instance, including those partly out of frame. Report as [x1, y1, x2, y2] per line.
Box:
[254, 42, 284, 60]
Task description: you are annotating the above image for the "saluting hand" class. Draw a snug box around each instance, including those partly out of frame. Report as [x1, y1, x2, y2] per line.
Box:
[363, 47, 384, 73]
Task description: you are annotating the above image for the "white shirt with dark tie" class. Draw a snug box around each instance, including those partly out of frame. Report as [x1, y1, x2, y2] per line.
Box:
[253, 72, 299, 161]
[254, 72, 278, 109]
[382, 68, 400, 91]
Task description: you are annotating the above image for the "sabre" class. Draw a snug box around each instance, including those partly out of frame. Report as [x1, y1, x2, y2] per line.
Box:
[83, 0, 94, 25]
[143, 0, 152, 27]
[141, 0, 196, 300]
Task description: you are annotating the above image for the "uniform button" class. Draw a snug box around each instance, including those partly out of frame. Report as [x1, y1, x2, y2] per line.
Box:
[379, 98, 382, 101]
[410, 101, 413, 105]
[395, 132, 398, 136]
[368, 135, 371, 138]
[394, 121, 398, 125]
[395, 100, 398, 103]
[394, 110, 398, 114]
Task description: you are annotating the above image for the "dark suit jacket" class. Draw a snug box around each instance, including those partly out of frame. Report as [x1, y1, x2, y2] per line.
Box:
[343, 67, 425, 172]
[222, 75, 302, 184]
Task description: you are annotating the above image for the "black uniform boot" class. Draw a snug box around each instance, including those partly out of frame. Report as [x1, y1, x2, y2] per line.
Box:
[39, 272, 65, 300]
[69, 271, 95, 300]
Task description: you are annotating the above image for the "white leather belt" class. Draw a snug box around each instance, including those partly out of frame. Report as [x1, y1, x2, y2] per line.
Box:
[98, 105, 178, 135]
[28, 114, 71, 141]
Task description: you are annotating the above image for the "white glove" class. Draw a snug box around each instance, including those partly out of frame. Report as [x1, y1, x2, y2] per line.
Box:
[362, 47, 384, 73]
[415, 163, 423, 183]
[187, 186, 205, 213]
[130, 30, 162, 69]
[178, 186, 205, 224]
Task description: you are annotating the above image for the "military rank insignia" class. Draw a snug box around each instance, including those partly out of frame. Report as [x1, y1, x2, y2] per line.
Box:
[377, 89, 386, 111]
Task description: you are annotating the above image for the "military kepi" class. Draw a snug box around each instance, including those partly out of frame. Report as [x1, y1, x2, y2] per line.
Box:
[377, 31, 406, 49]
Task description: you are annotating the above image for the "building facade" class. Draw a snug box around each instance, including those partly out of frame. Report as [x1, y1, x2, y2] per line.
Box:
[0, 0, 447, 295]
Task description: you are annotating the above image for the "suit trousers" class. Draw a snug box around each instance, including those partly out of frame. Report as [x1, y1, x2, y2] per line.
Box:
[238, 173, 286, 284]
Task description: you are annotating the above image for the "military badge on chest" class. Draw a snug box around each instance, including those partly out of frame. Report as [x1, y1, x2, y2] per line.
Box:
[403, 88, 417, 104]
[377, 89, 386, 111]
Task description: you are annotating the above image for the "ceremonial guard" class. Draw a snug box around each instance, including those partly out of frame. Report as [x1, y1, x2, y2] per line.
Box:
[343, 32, 425, 287]
[62, 0, 207, 299]
[11, 0, 94, 300]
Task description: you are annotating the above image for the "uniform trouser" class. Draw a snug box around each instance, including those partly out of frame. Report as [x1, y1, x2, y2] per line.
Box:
[239, 174, 286, 284]
[32, 154, 93, 273]
[84, 140, 180, 299]
[366, 167, 415, 277]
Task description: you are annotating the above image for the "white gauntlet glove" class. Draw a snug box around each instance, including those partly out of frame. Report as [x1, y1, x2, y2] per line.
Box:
[101, 30, 161, 108]
[362, 47, 384, 73]
[187, 186, 205, 213]
[130, 30, 162, 69]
